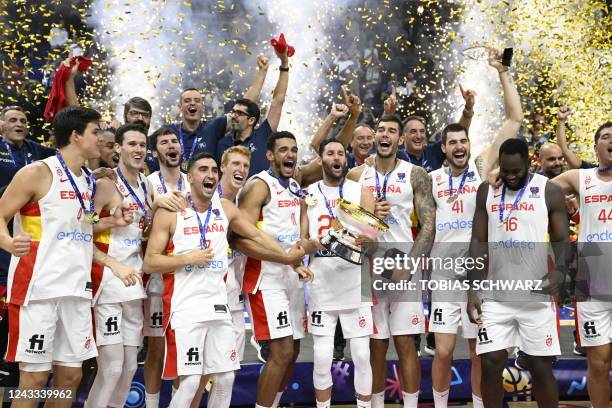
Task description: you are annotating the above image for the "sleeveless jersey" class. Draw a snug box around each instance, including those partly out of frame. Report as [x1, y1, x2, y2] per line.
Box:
[91, 171, 148, 304]
[243, 170, 301, 293]
[577, 168, 612, 299]
[485, 173, 549, 301]
[7, 156, 94, 305]
[163, 195, 230, 329]
[430, 161, 482, 281]
[147, 170, 190, 198]
[358, 160, 417, 243]
[306, 179, 369, 310]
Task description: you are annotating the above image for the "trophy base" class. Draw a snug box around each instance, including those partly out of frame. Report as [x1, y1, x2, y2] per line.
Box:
[320, 229, 363, 265]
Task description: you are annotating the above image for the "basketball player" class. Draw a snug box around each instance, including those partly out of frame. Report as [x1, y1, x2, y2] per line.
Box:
[143, 125, 189, 408]
[346, 115, 437, 408]
[429, 49, 524, 408]
[467, 138, 569, 408]
[0, 106, 140, 408]
[238, 131, 320, 408]
[300, 139, 376, 408]
[552, 121, 611, 408]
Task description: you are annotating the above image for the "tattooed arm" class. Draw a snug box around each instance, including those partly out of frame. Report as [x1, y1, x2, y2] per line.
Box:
[408, 166, 436, 260]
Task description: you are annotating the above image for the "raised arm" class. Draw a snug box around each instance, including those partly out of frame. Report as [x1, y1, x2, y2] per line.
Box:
[457, 84, 475, 130]
[555, 107, 583, 169]
[409, 166, 436, 258]
[243, 54, 270, 102]
[63, 56, 80, 107]
[266, 49, 290, 132]
[336, 94, 362, 148]
[552, 168, 580, 195]
[544, 180, 571, 296]
[309, 104, 348, 154]
[466, 182, 490, 323]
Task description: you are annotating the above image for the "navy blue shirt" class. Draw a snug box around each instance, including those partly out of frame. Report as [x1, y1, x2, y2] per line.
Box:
[216, 120, 273, 177]
[0, 138, 55, 286]
[396, 141, 445, 173]
[580, 160, 597, 169]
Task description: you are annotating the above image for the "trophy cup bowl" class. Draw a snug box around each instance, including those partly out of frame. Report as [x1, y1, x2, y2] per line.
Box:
[319, 199, 389, 265]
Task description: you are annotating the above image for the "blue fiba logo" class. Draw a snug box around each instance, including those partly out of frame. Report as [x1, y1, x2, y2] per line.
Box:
[125, 381, 145, 407]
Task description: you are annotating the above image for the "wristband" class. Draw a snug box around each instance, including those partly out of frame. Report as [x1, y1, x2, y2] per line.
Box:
[279, 66, 289, 72]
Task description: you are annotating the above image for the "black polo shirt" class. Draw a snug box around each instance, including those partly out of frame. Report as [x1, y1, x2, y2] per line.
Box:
[216, 120, 273, 177]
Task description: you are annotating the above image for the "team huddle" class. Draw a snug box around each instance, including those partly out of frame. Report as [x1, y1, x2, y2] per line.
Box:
[0, 48, 610, 408]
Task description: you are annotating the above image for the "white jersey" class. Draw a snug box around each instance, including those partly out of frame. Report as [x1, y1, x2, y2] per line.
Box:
[147, 170, 190, 198]
[306, 179, 369, 311]
[485, 174, 549, 301]
[430, 161, 481, 280]
[7, 156, 94, 305]
[243, 170, 301, 293]
[358, 160, 416, 243]
[577, 169, 612, 299]
[163, 195, 230, 329]
[91, 171, 148, 304]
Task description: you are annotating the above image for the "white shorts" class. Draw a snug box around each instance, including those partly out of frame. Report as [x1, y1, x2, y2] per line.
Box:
[371, 300, 425, 339]
[429, 301, 479, 339]
[308, 306, 374, 338]
[247, 286, 306, 341]
[476, 300, 560, 356]
[163, 319, 240, 378]
[94, 299, 143, 347]
[5, 297, 97, 367]
[143, 294, 164, 337]
[231, 309, 245, 362]
[576, 301, 612, 348]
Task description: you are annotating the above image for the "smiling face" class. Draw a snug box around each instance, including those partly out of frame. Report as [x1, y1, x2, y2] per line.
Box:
[117, 130, 147, 171]
[98, 130, 117, 166]
[375, 120, 403, 159]
[154, 132, 182, 169]
[321, 141, 348, 182]
[221, 151, 250, 190]
[403, 119, 427, 154]
[188, 157, 219, 200]
[499, 153, 529, 191]
[267, 137, 298, 179]
[442, 130, 471, 170]
[2, 109, 29, 144]
[539, 143, 565, 178]
[351, 126, 374, 159]
[179, 90, 204, 123]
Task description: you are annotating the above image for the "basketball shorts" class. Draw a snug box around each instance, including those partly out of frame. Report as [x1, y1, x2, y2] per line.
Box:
[5, 297, 97, 367]
[308, 305, 374, 338]
[231, 309, 245, 361]
[247, 286, 306, 341]
[576, 301, 612, 347]
[429, 301, 479, 339]
[143, 294, 163, 337]
[94, 299, 143, 347]
[371, 299, 425, 339]
[476, 300, 560, 356]
[163, 319, 240, 378]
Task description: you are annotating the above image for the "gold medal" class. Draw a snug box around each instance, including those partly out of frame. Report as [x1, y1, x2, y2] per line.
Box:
[305, 193, 317, 206]
[497, 220, 505, 228]
[85, 211, 100, 224]
[181, 162, 189, 172]
[142, 218, 152, 239]
[447, 195, 457, 203]
[331, 218, 343, 230]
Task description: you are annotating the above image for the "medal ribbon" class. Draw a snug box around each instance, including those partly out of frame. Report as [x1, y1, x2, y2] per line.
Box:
[178, 127, 202, 164]
[159, 171, 183, 193]
[187, 194, 213, 249]
[3, 140, 30, 167]
[448, 168, 470, 197]
[116, 166, 152, 222]
[498, 174, 533, 225]
[55, 151, 96, 217]
[317, 181, 344, 219]
[374, 168, 392, 200]
[267, 168, 303, 198]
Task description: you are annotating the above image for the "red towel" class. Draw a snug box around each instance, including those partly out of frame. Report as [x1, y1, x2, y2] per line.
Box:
[44, 56, 92, 122]
[270, 33, 295, 57]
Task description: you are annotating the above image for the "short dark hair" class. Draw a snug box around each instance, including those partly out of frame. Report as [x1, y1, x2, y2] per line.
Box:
[267, 131, 297, 151]
[187, 152, 218, 172]
[123, 97, 152, 122]
[180, 87, 201, 101]
[318, 138, 345, 157]
[441, 123, 469, 144]
[115, 123, 148, 145]
[594, 121, 612, 144]
[234, 98, 261, 125]
[499, 138, 529, 162]
[149, 126, 178, 152]
[377, 115, 404, 135]
[53, 106, 101, 149]
[403, 115, 426, 127]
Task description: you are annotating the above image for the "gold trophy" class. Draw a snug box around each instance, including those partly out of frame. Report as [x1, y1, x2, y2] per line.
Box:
[319, 199, 389, 265]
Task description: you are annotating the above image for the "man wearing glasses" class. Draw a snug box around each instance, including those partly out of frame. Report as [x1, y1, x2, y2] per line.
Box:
[216, 47, 291, 176]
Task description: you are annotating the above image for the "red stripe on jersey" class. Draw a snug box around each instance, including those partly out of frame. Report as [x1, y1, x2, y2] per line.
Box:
[9, 241, 40, 305]
[91, 242, 109, 301]
[19, 202, 41, 217]
[573, 301, 583, 347]
[162, 325, 178, 379]
[162, 273, 175, 331]
[248, 291, 271, 341]
[5, 304, 20, 362]
[243, 258, 262, 294]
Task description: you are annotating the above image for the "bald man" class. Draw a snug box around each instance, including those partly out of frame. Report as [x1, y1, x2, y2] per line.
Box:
[539, 143, 565, 179]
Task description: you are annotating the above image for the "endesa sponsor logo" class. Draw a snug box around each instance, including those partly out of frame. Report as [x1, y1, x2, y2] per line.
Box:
[491, 238, 535, 250]
[586, 230, 612, 242]
[278, 198, 300, 208]
[184, 260, 225, 272]
[57, 230, 93, 242]
[584, 194, 612, 204]
[123, 238, 142, 246]
[278, 232, 300, 243]
[436, 219, 472, 231]
[59, 191, 91, 201]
